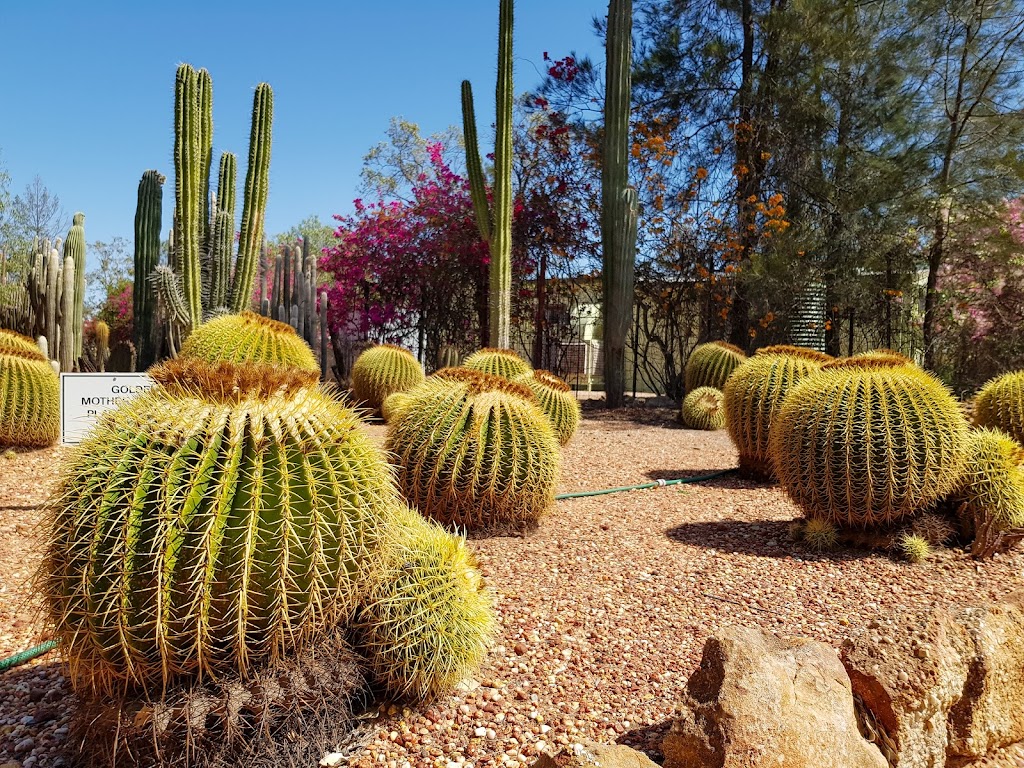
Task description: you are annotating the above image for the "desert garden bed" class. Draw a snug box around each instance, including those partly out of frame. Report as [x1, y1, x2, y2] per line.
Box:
[1, 408, 1022, 768]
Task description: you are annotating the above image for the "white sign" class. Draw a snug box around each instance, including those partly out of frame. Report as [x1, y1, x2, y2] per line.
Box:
[60, 373, 154, 445]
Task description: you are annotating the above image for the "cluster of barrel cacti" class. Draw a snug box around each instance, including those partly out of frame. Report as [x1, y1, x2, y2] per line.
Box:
[40, 333, 498, 763]
[722, 345, 1024, 561]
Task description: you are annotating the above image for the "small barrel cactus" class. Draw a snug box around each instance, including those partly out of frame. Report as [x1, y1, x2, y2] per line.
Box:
[680, 386, 725, 430]
[179, 311, 318, 372]
[723, 345, 833, 478]
[41, 358, 400, 697]
[770, 357, 970, 528]
[973, 371, 1024, 444]
[801, 518, 839, 551]
[353, 504, 496, 701]
[684, 341, 747, 393]
[0, 341, 60, 448]
[463, 347, 531, 380]
[515, 369, 581, 444]
[953, 428, 1024, 557]
[385, 368, 560, 532]
[351, 344, 426, 415]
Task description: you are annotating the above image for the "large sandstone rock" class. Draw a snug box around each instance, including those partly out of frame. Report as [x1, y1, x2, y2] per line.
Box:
[841, 591, 1024, 767]
[947, 592, 1024, 758]
[662, 625, 887, 768]
[533, 742, 659, 768]
[841, 608, 973, 767]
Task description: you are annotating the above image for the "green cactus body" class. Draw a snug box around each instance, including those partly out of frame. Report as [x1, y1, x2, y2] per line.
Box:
[954, 428, 1024, 536]
[353, 504, 496, 701]
[351, 344, 426, 415]
[64, 213, 86, 361]
[770, 357, 970, 528]
[437, 343, 462, 371]
[973, 371, 1024, 444]
[723, 345, 833, 479]
[133, 171, 164, 368]
[42, 358, 400, 696]
[59, 256, 75, 372]
[179, 311, 318, 372]
[209, 153, 237, 312]
[94, 321, 110, 372]
[174, 64, 204, 330]
[385, 369, 560, 532]
[515, 369, 580, 444]
[460, 81, 491, 245]
[381, 391, 414, 423]
[0, 344, 60, 448]
[681, 386, 725, 431]
[230, 83, 273, 313]
[684, 341, 747, 393]
[197, 68, 214, 251]
[462, 347, 531, 380]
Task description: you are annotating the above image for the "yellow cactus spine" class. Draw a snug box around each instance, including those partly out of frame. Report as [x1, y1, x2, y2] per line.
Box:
[463, 347, 532, 380]
[0, 343, 60, 448]
[973, 370, 1024, 444]
[953, 428, 1024, 558]
[681, 386, 725, 431]
[351, 344, 426, 415]
[515, 369, 580, 444]
[179, 310, 318, 372]
[684, 341, 747, 393]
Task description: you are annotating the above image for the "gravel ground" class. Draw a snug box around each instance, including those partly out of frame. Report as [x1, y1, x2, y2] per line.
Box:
[1, 409, 1023, 768]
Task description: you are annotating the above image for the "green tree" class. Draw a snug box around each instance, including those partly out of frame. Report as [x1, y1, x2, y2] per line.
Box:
[271, 215, 336, 256]
[86, 237, 133, 316]
[360, 118, 463, 201]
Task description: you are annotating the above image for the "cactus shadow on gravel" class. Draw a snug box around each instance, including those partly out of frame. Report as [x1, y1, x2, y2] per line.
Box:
[663, 517, 872, 563]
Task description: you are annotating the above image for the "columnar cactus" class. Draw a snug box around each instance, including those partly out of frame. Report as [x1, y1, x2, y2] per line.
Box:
[133, 171, 164, 368]
[229, 83, 273, 313]
[353, 504, 496, 701]
[463, 347, 531, 380]
[208, 153, 237, 312]
[351, 344, 426, 415]
[0, 341, 60, 448]
[385, 368, 560, 532]
[461, 0, 514, 347]
[684, 341, 746, 393]
[723, 345, 833, 479]
[41, 358, 401, 696]
[973, 371, 1024, 444]
[174, 64, 205, 330]
[59, 256, 75, 373]
[179, 311, 318, 372]
[515, 368, 581, 444]
[64, 213, 86, 361]
[681, 386, 726, 431]
[770, 357, 970, 528]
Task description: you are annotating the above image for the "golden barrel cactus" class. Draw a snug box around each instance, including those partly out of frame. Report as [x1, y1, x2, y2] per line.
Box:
[41, 358, 399, 697]
[515, 369, 581, 444]
[974, 371, 1024, 444]
[681, 386, 725, 430]
[179, 311, 319, 372]
[723, 345, 833, 478]
[770, 357, 970, 528]
[385, 368, 560, 532]
[0, 341, 60, 448]
[953, 428, 1024, 557]
[351, 344, 426, 415]
[684, 341, 746, 393]
[463, 347, 531, 380]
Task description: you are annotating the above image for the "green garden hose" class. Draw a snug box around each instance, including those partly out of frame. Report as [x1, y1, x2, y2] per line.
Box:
[0, 639, 56, 672]
[0, 469, 738, 673]
[555, 468, 737, 500]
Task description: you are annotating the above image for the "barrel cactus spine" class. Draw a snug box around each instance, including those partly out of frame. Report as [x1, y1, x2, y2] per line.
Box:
[680, 386, 725, 431]
[353, 504, 496, 701]
[463, 347, 531, 380]
[0, 343, 60, 448]
[385, 368, 560, 532]
[179, 311, 318, 372]
[723, 345, 833, 479]
[953, 428, 1024, 558]
[516, 369, 580, 444]
[351, 344, 426, 416]
[41, 357, 401, 697]
[770, 357, 970, 528]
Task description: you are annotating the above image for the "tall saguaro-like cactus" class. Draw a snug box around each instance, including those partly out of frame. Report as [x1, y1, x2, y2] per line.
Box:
[65, 213, 86, 360]
[133, 171, 164, 369]
[601, 0, 638, 408]
[174, 64, 205, 330]
[461, 0, 514, 349]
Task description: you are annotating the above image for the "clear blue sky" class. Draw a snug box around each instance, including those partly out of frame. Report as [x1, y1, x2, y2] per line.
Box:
[1, 1, 607, 268]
